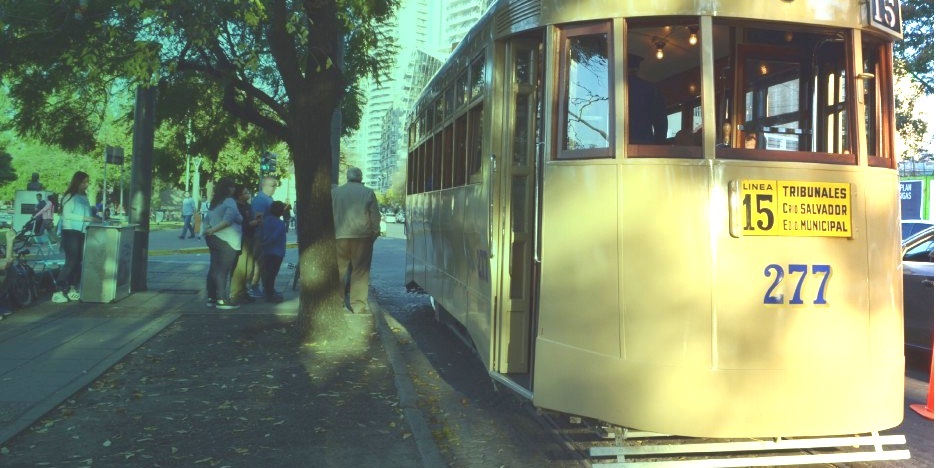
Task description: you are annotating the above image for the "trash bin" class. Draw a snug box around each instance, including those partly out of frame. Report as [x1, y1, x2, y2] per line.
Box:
[80, 224, 136, 303]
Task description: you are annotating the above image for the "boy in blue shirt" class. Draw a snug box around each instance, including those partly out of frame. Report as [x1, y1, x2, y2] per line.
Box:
[259, 201, 287, 303]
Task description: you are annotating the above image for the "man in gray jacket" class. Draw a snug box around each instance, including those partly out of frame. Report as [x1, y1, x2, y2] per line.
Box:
[332, 167, 381, 314]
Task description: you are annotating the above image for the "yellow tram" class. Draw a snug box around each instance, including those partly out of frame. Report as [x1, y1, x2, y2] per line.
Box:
[405, 0, 907, 443]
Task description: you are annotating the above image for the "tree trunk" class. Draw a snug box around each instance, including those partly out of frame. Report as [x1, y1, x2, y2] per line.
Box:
[289, 102, 350, 345]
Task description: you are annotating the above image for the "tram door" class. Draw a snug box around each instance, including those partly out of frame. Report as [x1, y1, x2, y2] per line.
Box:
[495, 36, 543, 378]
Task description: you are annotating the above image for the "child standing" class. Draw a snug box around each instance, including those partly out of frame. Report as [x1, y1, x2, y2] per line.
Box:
[259, 201, 287, 303]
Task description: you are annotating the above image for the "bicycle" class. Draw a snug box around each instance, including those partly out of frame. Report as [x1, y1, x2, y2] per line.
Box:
[0, 249, 41, 308]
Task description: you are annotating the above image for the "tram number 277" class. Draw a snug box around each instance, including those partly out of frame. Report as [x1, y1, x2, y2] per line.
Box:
[763, 264, 830, 305]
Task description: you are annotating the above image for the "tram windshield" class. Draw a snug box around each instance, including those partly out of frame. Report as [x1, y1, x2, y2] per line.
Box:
[556, 19, 894, 165]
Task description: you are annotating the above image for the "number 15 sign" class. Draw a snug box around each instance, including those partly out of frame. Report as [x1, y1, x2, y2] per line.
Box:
[865, 0, 903, 38]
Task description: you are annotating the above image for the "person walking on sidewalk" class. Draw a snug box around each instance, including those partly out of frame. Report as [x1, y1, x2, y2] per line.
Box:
[202, 178, 243, 310]
[246, 176, 278, 298]
[332, 167, 381, 314]
[259, 201, 287, 303]
[30, 193, 55, 238]
[179, 192, 196, 239]
[197, 195, 209, 240]
[52, 171, 95, 304]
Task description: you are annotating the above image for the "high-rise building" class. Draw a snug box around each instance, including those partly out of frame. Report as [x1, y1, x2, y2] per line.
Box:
[440, 0, 493, 54]
[348, 0, 494, 193]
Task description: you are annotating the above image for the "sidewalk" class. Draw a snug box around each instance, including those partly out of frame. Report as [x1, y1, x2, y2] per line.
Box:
[0, 227, 436, 466]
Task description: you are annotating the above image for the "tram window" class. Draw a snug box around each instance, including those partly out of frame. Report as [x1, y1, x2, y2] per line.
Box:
[454, 114, 468, 186]
[445, 87, 456, 120]
[626, 22, 702, 157]
[557, 22, 612, 160]
[411, 145, 420, 195]
[862, 38, 895, 167]
[430, 135, 443, 191]
[470, 55, 485, 101]
[456, 71, 469, 109]
[434, 98, 445, 129]
[407, 150, 414, 195]
[442, 124, 454, 189]
[467, 103, 484, 183]
[420, 110, 429, 140]
[419, 142, 429, 194]
[716, 23, 857, 163]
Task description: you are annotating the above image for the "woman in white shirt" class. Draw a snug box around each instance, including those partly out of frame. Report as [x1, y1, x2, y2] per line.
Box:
[52, 171, 95, 303]
[202, 177, 243, 310]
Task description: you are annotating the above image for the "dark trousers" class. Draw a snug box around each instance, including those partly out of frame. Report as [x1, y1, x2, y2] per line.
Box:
[57, 229, 84, 292]
[335, 237, 375, 314]
[180, 214, 195, 238]
[261, 254, 283, 297]
[206, 236, 239, 301]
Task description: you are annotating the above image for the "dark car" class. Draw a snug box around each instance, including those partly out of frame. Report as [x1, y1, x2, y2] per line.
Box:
[902, 227, 934, 355]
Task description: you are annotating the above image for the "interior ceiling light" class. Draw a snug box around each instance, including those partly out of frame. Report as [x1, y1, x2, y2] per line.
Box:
[655, 41, 666, 60]
[688, 26, 699, 46]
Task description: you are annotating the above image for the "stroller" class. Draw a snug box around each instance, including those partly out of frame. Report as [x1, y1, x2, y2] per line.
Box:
[6, 218, 52, 258]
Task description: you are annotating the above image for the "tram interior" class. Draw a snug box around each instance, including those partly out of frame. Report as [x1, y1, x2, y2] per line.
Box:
[619, 21, 884, 159]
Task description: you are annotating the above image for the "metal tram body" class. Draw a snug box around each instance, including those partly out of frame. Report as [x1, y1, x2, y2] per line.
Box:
[404, 0, 906, 440]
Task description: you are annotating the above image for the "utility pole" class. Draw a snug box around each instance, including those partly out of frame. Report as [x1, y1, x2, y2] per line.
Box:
[192, 156, 203, 202]
[185, 154, 191, 194]
[129, 86, 156, 292]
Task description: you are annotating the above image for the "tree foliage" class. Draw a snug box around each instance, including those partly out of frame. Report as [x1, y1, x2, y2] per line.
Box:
[0, 0, 399, 343]
[892, 0, 934, 159]
[894, 0, 934, 95]
[0, 151, 16, 190]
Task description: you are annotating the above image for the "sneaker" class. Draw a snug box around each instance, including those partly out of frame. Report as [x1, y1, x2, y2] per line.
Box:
[215, 299, 240, 310]
[52, 291, 68, 303]
[247, 287, 263, 298]
[66, 288, 80, 301]
[206, 298, 216, 308]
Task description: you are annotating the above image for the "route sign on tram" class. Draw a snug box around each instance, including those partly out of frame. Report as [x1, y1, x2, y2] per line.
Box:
[731, 180, 853, 237]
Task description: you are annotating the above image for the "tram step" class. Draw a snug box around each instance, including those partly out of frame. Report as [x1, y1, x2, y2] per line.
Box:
[589, 432, 910, 467]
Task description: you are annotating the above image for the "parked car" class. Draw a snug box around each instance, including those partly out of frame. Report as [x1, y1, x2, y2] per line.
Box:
[902, 227, 934, 355]
[901, 219, 933, 241]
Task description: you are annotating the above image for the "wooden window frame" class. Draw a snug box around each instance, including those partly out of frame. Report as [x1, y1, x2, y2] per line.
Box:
[555, 21, 615, 160]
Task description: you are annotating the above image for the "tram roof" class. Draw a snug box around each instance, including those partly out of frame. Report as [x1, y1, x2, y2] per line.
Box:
[408, 0, 902, 124]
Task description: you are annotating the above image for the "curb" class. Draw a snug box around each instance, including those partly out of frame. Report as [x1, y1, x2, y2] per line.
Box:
[372, 301, 446, 468]
[147, 242, 299, 257]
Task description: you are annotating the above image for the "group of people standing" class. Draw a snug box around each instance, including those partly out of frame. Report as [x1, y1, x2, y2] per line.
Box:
[36, 166, 381, 317]
[202, 176, 287, 309]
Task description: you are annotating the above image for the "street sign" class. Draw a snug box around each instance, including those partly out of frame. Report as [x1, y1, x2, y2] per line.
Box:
[105, 146, 125, 165]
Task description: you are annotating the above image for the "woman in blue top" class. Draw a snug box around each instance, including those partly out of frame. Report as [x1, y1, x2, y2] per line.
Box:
[52, 171, 95, 303]
[202, 177, 243, 310]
